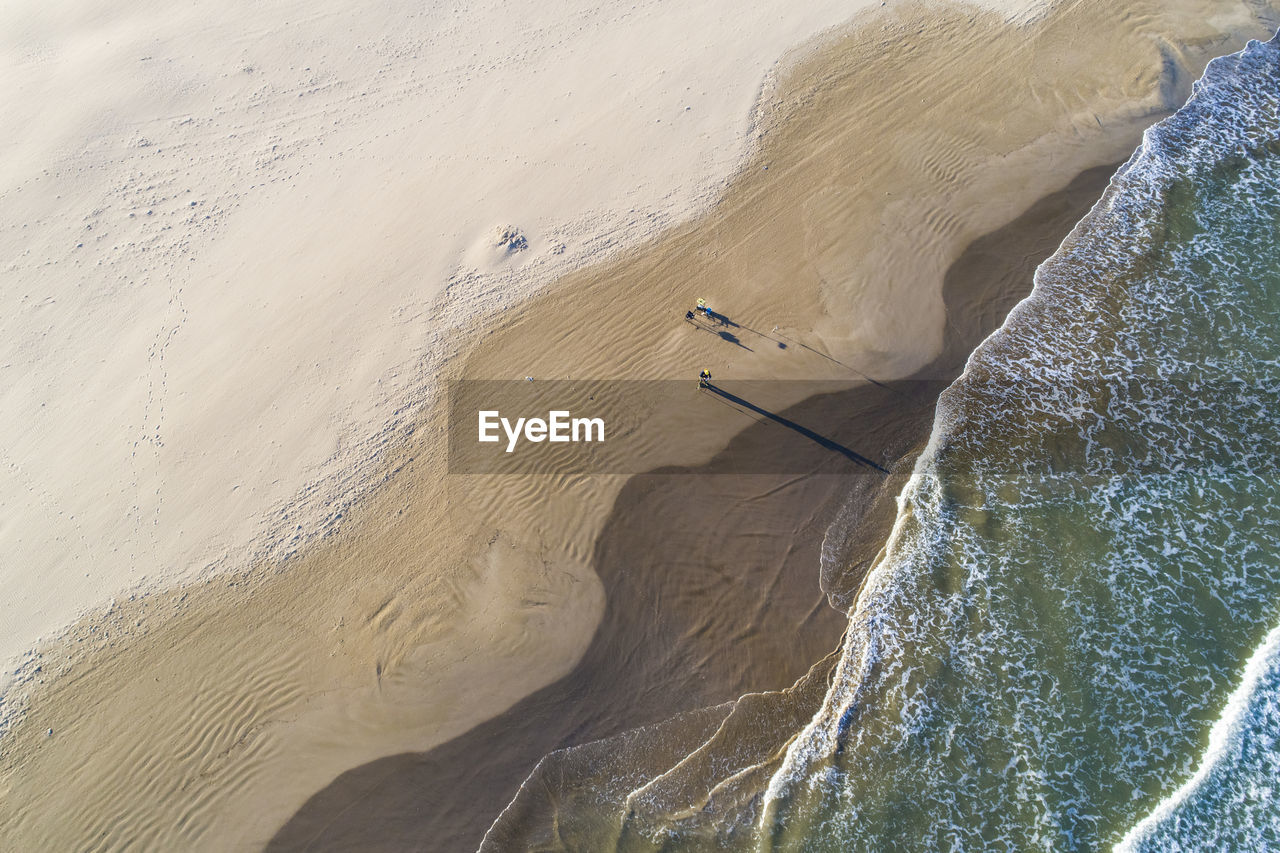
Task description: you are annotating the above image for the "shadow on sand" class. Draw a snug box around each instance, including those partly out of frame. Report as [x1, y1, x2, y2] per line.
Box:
[267, 163, 1121, 853]
[702, 382, 889, 474]
[688, 308, 924, 406]
[684, 311, 754, 351]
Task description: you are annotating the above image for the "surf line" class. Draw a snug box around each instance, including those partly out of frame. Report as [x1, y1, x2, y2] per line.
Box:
[478, 410, 606, 453]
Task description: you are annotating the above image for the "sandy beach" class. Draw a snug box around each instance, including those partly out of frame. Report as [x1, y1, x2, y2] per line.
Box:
[0, 0, 892, 688]
[3, 0, 1280, 849]
[270, 161, 1125, 852]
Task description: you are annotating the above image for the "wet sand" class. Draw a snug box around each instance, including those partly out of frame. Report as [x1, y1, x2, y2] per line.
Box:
[5, 1, 1278, 850]
[267, 163, 1121, 852]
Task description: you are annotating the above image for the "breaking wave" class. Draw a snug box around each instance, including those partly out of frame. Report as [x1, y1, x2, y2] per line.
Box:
[764, 31, 1280, 851]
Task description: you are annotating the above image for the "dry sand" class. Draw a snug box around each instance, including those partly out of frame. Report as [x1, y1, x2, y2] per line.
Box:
[4, 0, 1280, 850]
[0, 0, 898, 689]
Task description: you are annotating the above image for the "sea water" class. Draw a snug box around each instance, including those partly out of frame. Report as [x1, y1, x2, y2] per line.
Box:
[763, 32, 1280, 851]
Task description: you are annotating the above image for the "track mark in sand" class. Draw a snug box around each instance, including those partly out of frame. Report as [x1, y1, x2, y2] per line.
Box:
[0, 448, 93, 564]
[366, 596, 401, 632]
[139, 283, 188, 453]
[742, 474, 810, 503]
[129, 281, 189, 563]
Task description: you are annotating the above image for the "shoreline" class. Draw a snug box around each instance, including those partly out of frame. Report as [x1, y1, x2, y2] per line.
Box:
[5, 1, 1280, 849]
[268, 162, 1122, 852]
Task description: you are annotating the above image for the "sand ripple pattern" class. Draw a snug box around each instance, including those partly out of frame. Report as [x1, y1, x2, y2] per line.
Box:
[4, 635, 307, 851]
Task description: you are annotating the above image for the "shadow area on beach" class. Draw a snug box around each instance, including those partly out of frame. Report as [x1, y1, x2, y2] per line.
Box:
[702, 382, 891, 474]
[267, 163, 1119, 852]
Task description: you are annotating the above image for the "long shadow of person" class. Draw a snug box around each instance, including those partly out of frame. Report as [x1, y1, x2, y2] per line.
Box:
[702, 382, 889, 474]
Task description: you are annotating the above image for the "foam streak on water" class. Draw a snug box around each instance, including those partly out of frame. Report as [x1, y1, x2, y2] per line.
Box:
[762, 32, 1280, 851]
[1117, 622, 1280, 851]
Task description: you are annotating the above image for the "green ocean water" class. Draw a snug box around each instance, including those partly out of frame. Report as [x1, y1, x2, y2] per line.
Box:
[473, 32, 1280, 853]
[760, 31, 1280, 852]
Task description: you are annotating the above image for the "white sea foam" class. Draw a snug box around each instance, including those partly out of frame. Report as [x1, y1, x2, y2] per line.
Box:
[760, 30, 1280, 851]
[1116, 622, 1280, 852]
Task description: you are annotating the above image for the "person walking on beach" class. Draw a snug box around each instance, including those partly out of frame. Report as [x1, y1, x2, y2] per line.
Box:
[697, 298, 709, 318]
[699, 368, 712, 388]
